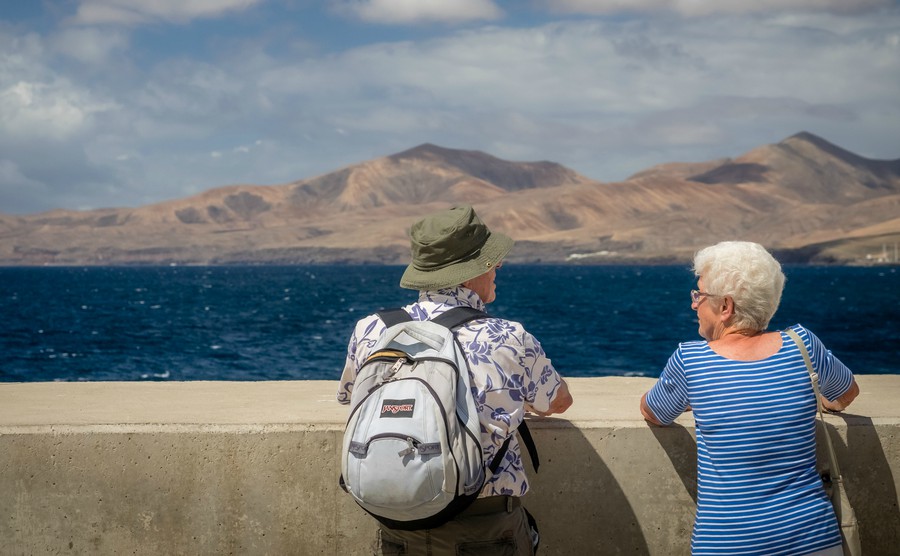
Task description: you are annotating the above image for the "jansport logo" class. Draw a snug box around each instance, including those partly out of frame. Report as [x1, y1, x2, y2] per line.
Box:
[380, 399, 415, 418]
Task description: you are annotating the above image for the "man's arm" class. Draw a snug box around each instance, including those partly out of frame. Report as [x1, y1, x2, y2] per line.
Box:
[337, 315, 381, 404]
[531, 378, 573, 416]
[548, 378, 573, 415]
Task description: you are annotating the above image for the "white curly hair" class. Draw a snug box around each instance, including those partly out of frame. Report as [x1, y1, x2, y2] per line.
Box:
[692, 241, 786, 331]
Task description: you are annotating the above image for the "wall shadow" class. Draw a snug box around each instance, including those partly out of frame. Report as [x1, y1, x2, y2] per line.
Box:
[648, 423, 698, 505]
[524, 418, 653, 556]
[822, 413, 900, 553]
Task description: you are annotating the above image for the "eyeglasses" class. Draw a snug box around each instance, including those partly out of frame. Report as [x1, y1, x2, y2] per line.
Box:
[690, 289, 714, 304]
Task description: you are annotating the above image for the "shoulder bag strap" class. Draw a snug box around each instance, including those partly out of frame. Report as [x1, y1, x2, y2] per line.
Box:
[785, 328, 843, 480]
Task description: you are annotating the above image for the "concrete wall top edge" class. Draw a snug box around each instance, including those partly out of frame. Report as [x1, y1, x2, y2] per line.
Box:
[2, 376, 897, 428]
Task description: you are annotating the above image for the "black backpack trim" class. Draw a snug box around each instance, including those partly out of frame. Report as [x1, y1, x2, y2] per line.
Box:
[356, 306, 540, 530]
[376, 306, 488, 330]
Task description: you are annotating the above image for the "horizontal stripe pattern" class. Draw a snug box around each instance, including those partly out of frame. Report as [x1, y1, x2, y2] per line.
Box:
[646, 325, 851, 556]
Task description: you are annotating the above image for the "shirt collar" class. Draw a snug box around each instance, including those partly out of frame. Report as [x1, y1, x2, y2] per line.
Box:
[418, 286, 486, 312]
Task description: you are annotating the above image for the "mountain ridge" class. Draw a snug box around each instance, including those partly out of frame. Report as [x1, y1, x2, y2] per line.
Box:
[1, 132, 898, 266]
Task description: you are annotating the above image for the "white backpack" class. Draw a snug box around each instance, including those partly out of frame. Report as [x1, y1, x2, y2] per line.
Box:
[341, 307, 515, 530]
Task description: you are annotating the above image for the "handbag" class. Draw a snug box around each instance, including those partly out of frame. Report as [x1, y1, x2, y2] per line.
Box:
[786, 329, 862, 556]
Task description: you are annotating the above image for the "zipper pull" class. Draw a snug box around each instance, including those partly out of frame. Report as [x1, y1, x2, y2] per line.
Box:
[397, 437, 416, 457]
[382, 358, 405, 381]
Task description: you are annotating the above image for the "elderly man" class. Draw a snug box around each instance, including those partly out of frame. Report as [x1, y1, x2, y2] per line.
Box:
[338, 204, 573, 556]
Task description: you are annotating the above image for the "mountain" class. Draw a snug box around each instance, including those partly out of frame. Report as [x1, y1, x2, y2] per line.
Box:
[1, 132, 898, 266]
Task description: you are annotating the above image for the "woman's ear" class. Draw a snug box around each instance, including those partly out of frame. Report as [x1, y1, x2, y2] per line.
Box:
[720, 296, 736, 323]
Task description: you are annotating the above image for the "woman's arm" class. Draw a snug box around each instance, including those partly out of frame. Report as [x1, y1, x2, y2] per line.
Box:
[822, 378, 859, 412]
[640, 392, 665, 426]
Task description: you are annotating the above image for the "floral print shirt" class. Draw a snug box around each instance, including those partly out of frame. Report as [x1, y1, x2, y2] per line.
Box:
[337, 286, 565, 497]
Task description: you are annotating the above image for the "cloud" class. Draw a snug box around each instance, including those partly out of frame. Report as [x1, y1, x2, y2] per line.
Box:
[1, 3, 898, 215]
[276, 14, 897, 174]
[338, 0, 503, 24]
[70, 0, 265, 26]
[210, 140, 264, 158]
[0, 80, 115, 140]
[0, 28, 121, 139]
[543, 0, 895, 17]
[0, 159, 52, 214]
[49, 28, 129, 65]
[0, 159, 45, 190]
[0, 132, 122, 213]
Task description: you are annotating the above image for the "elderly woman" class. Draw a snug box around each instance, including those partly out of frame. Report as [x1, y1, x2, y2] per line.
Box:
[640, 241, 859, 556]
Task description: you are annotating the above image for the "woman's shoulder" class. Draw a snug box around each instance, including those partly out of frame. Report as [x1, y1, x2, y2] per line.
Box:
[679, 339, 710, 351]
[783, 323, 819, 343]
[675, 339, 713, 358]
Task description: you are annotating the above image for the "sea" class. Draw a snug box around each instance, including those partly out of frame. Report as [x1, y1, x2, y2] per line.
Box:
[1, 265, 897, 382]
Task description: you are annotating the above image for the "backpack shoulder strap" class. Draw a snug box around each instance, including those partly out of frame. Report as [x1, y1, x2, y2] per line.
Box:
[430, 306, 489, 330]
[377, 306, 486, 329]
[376, 308, 413, 328]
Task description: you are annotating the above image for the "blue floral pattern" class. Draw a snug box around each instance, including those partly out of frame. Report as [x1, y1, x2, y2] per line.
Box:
[337, 286, 564, 497]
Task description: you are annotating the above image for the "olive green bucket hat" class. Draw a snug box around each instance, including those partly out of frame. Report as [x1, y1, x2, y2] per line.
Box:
[399, 205, 514, 290]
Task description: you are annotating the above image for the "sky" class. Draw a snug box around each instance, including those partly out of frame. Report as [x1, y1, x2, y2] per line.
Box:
[1, 0, 899, 215]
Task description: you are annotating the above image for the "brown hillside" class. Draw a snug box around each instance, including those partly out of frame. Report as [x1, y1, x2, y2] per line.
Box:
[0, 133, 897, 266]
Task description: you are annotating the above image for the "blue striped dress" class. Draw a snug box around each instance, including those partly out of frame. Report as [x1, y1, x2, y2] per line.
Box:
[645, 324, 854, 556]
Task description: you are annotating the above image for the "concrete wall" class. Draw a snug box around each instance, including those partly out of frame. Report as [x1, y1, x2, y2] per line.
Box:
[2, 376, 898, 556]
